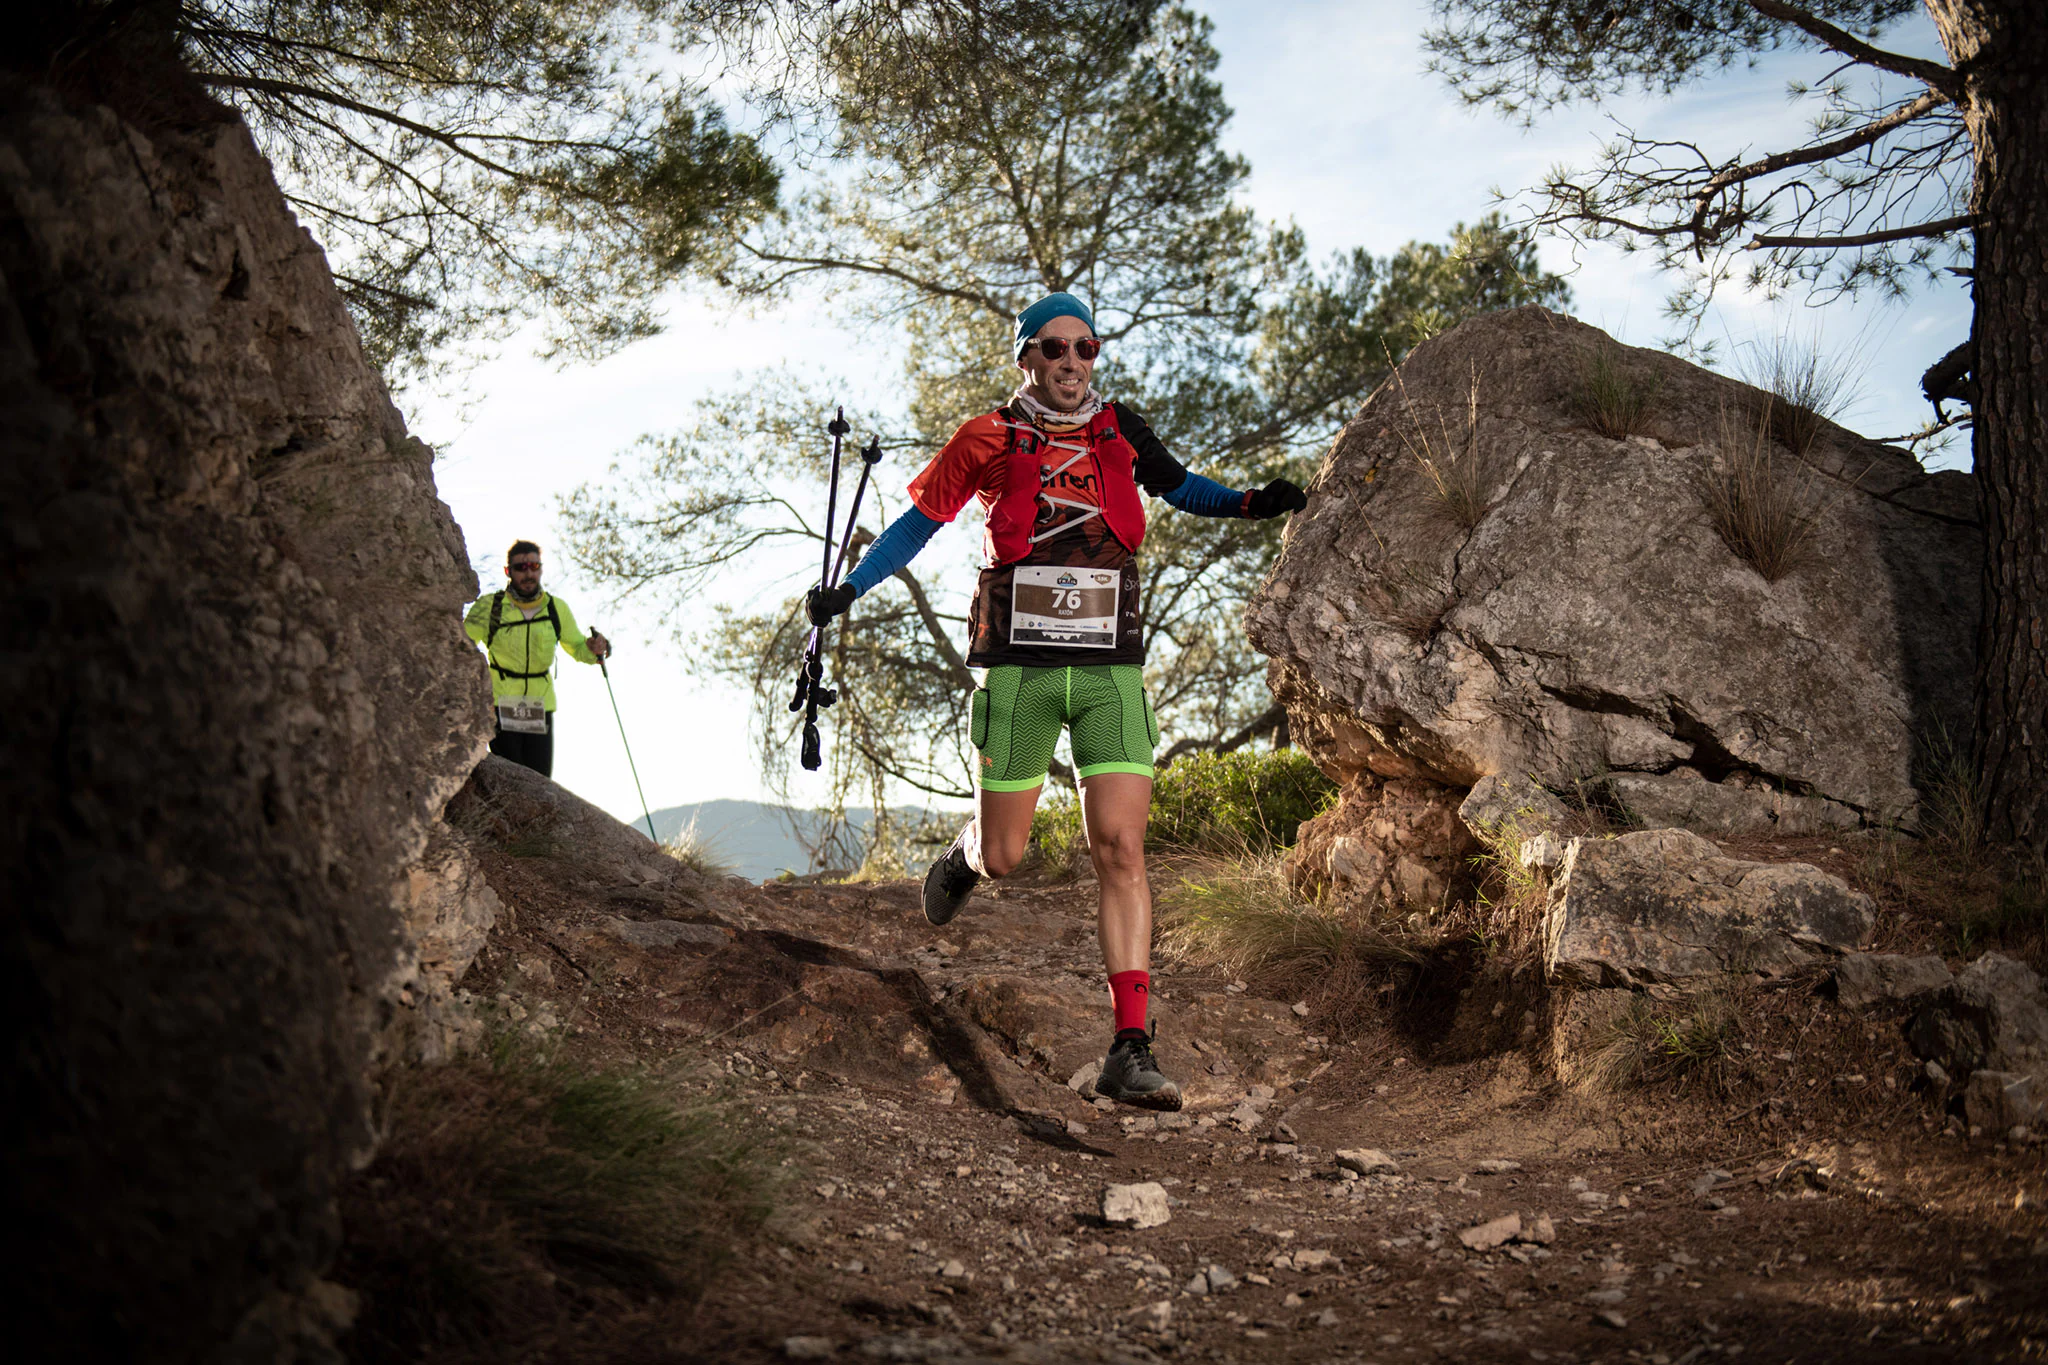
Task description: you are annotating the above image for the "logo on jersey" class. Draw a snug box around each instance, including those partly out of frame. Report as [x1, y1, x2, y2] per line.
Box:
[1056, 572, 1078, 587]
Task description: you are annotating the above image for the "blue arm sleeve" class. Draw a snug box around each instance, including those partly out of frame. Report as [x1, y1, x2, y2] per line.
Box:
[844, 506, 942, 597]
[1161, 470, 1245, 518]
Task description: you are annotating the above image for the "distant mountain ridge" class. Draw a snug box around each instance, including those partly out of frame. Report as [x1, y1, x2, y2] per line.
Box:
[646, 799, 962, 881]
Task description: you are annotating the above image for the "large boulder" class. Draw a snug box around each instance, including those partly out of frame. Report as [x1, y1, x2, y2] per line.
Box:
[1249, 308, 1977, 902]
[1544, 829, 1876, 988]
[0, 75, 488, 1359]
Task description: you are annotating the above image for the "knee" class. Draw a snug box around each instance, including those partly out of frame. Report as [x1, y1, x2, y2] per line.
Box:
[983, 839, 1024, 879]
[1088, 824, 1146, 879]
[980, 831, 1028, 879]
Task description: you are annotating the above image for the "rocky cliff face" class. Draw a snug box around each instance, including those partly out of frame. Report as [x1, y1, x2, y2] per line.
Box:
[0, 76, 490, 1359]
[1249, 307, 1978, 909]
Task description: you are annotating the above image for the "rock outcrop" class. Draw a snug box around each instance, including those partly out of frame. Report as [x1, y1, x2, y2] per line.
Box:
[1, 75, 488, 1359]
[1909, 953, 2048, 1093]
[1250, 308, 1978, 904]
[1542, 829, 1875, 988]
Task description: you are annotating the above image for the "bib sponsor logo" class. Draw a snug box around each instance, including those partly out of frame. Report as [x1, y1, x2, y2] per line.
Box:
[1056, 572, 1078, 586]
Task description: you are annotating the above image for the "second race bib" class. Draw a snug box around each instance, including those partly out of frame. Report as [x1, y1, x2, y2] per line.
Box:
[497, 696, 548, 734]
[1009, 565, 1119, 649]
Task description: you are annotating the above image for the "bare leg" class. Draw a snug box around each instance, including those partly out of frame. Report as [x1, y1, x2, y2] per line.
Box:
[1080, 772, 1154, 975]
[965, 784, 1042, 878]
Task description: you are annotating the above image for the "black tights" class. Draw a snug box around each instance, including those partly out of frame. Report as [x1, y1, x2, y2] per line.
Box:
[489, 711, 554, 777]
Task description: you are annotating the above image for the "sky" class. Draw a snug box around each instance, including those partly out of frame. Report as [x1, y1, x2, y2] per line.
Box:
[409, 0, 1971, 838]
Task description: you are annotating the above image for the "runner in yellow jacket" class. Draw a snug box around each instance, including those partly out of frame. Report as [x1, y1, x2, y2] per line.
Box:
[462, 539, 609, 777]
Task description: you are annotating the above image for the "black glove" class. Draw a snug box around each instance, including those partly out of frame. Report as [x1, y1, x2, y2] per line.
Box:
[806, 582, 857, 625]
[1244, 477, 1308, 519]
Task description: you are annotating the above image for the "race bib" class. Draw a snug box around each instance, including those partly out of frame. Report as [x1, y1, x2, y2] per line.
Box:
[1009, 565, 1119, 649]
[497, 696, 548, 734]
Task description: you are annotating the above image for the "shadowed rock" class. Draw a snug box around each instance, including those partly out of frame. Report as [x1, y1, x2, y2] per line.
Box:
[1, 76, 487, 1359]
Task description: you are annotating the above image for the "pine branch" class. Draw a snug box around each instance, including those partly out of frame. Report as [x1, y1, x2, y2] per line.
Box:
[1746, 0, 1961, 98]
[1747, 213, 1973, 249]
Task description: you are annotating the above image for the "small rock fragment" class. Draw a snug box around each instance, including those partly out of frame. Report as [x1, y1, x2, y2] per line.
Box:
[1457, 1212, 1522, 1251]
[1133, 1300, 1173, 1332]
[1205, 1265, 1239, 1293]
[1473, 1159, 1522, 1174]
[940, 1259, 967, 1279]
[1067, 1060, 1101, 1095]
[1516, 1214, 1556, 1245]
[1292, 1001, 1310, 1017]
[1184, 1271, 1209, 1296]
[1227, 1103, 1263, 1132]
[1595, 1310, 1629, 1330]
[1335, 1148, 1399, 1176]
[1583, 1288, 1627, 1306]
[783, 1338, 837, 1360]
[1102, 1181, 1172, 1229]
[1291, 1248, 1340, 1273]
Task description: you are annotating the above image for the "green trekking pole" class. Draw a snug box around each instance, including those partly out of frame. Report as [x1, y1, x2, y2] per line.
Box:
[590, 632, 657, 844]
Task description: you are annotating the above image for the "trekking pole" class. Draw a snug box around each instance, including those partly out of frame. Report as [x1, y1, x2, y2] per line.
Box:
[590, 637, 657, 843]
[788, 411, 885, 772]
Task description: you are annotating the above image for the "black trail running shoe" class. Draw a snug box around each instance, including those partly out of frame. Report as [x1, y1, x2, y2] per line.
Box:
[1094, 1025, 1182, 1112]
[921, 830, 981, 927]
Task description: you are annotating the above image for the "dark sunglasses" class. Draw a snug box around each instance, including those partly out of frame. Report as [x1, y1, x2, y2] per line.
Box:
[1028, 336, 1102, 362]
[509, 561, 541, 572]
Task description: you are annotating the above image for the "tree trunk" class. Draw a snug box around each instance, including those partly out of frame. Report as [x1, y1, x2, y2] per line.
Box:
[1926, 0, 2048, 853]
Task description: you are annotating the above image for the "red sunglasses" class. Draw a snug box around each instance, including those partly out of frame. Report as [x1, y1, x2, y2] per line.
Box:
[1027, 336, 1102, 362]
[509, 560, 541, 571]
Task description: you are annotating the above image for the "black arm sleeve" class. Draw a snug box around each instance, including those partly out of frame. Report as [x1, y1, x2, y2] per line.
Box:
[1112, 402, 1190, 495]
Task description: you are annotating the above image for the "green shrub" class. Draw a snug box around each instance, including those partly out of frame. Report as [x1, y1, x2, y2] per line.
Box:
[1029, 788, 1089, 876]
[1148, 748, 1336, 855]
[1029, 748, 1335, 868]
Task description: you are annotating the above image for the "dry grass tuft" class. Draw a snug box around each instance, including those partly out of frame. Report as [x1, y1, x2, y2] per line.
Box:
[1736, 331, 1862, 454]
[1692, 402, 1829, 582]
[1571, 988, 1740, 1096]
[337, 1041, 779, 1363]
[1572, 340, 1663, 438]
[1157, 849, 1418, 1028]
[660, 815, 734, 878]
[1918, 722, 1985, 867]
[1391, 359, 1503, 530]
[1461, 815, 1560, 966]
[1365, 559, 1458, 640]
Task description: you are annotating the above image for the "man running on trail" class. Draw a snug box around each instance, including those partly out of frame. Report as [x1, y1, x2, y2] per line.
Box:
[806, 293, 1307, 1111]
[463, 539, 610, 779]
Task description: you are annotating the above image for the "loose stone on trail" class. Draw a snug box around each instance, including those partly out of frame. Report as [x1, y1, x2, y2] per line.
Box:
[1101, 1181, 1172, 1229]
[1132, 1300, 1173, 1332]
[1457, 1212, 1522, 1251]
[1336, 1148, 1400, 1176]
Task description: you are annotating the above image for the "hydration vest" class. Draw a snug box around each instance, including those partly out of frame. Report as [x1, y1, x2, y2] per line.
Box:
[485, 590, 561, 679]
[982, 405, 1149, 567]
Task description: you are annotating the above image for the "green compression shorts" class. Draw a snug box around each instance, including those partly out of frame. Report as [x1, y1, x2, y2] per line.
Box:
[971, 664, 1158, 792]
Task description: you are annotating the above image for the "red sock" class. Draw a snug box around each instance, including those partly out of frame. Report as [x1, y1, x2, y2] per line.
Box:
[1108, 970, 1151, 1034]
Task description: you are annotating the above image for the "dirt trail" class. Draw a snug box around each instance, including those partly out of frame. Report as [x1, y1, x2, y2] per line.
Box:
[449, 769, 2047, 1364]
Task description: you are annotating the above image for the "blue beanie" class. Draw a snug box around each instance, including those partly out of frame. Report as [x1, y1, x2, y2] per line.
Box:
[1014, 292, 1097, 359]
